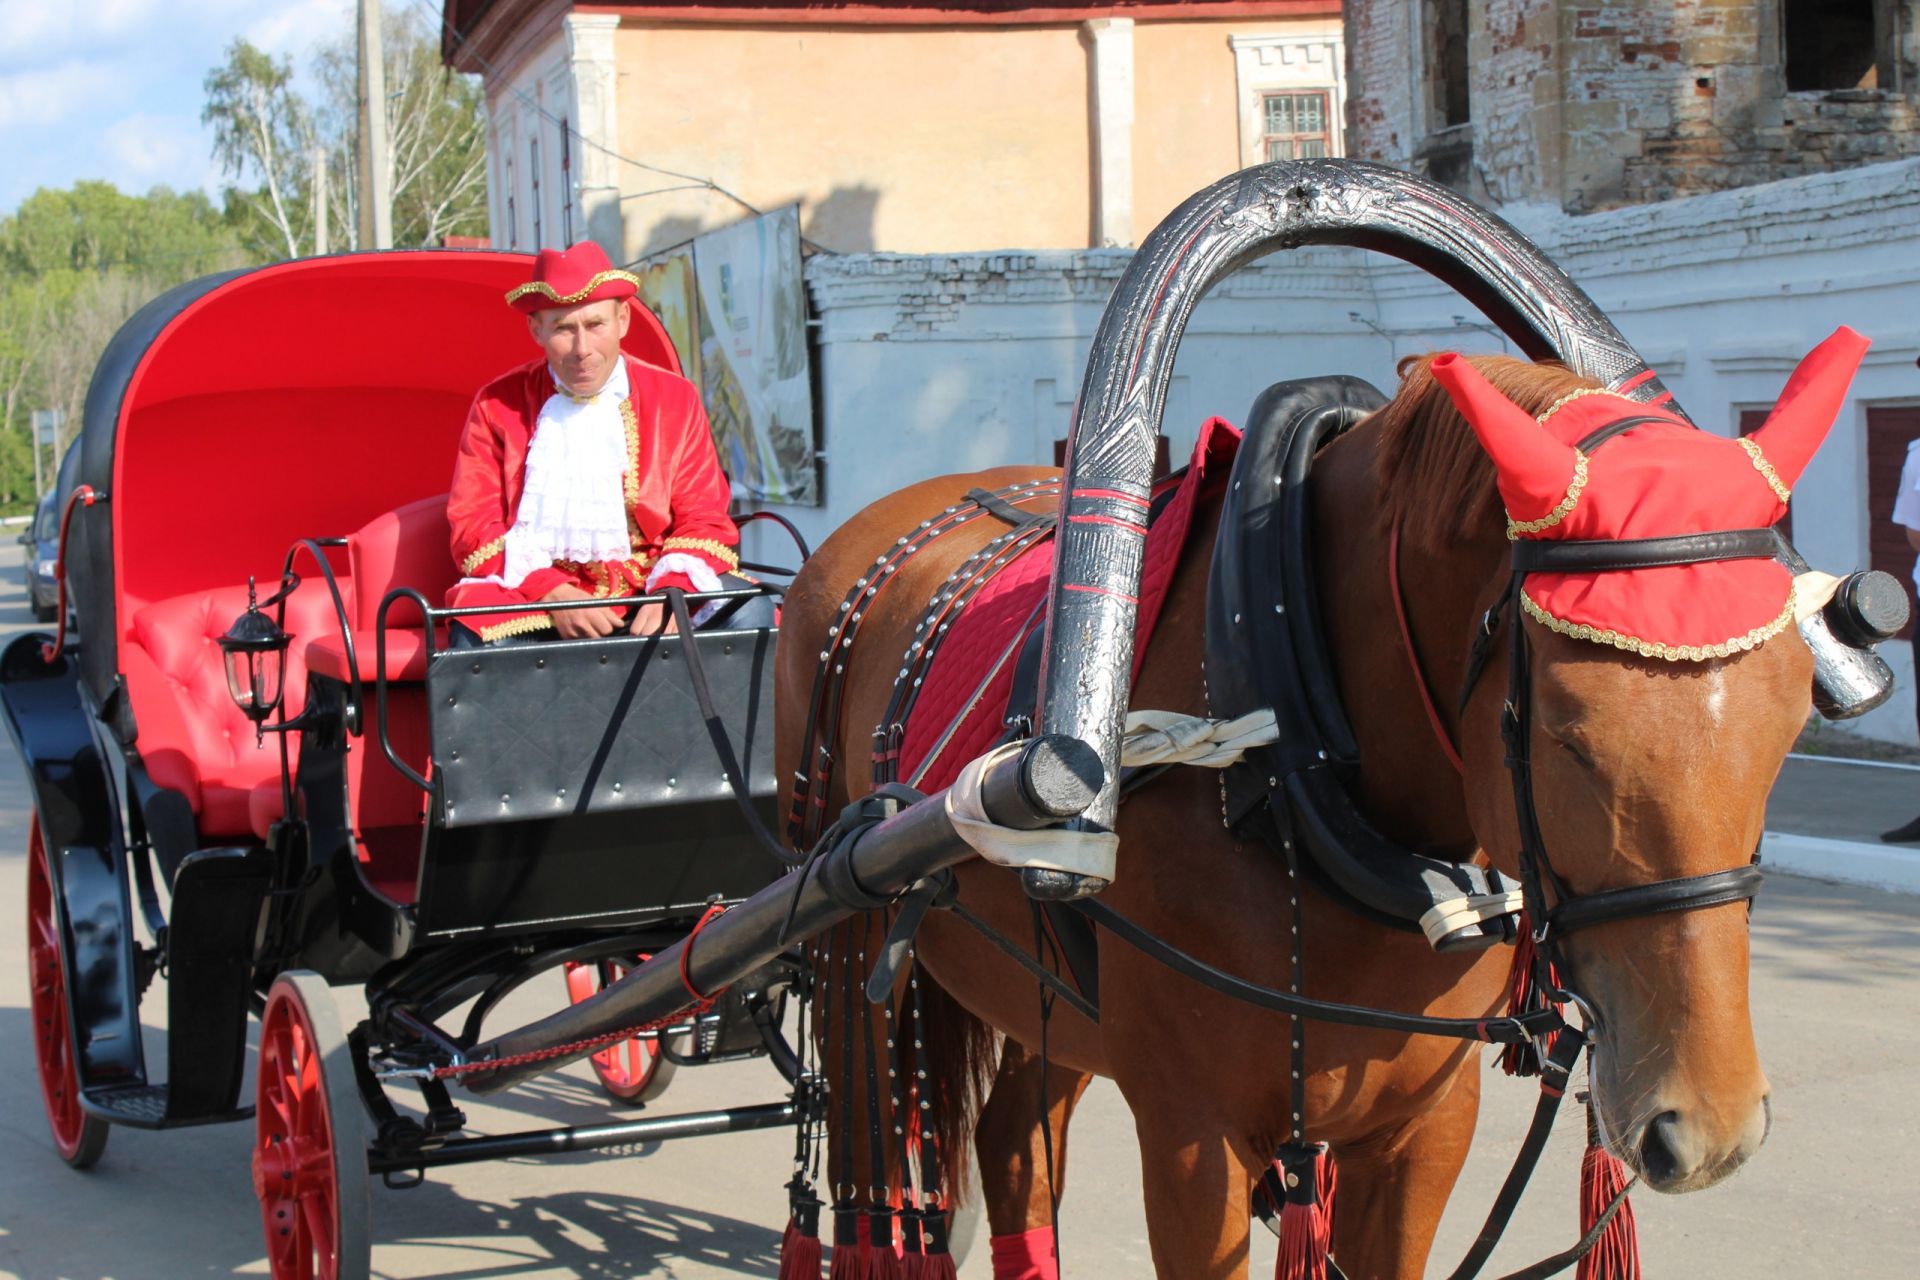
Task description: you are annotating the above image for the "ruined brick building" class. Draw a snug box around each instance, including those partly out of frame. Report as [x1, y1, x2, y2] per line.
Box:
[1344, 0, 1920, 210]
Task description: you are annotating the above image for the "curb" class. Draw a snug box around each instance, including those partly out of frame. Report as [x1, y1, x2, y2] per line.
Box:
[1761, 830, 1920, 895]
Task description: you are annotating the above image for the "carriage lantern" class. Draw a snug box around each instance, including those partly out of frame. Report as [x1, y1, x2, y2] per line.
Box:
[219, 576, 293, 738]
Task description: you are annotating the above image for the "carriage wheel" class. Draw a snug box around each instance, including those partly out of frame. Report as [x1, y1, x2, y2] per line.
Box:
[563, 957, 677, 1103]
[26, 816, 109, 1169]
[254, 971, 372, 1280]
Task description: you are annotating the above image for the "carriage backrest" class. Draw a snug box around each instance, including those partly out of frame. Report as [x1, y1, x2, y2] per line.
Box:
[347, 495, 457, 628]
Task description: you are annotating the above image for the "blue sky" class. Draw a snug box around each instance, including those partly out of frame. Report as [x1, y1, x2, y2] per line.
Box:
[0, 0, 360, 216]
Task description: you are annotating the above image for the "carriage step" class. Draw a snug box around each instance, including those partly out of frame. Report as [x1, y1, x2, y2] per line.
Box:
[82, 1083, 253, 1130]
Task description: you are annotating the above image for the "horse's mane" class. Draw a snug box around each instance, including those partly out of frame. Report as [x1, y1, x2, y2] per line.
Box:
[1371, 352, 1600, 551]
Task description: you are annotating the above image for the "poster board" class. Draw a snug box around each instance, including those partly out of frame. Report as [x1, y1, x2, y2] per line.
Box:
[634, 205, 817, 505]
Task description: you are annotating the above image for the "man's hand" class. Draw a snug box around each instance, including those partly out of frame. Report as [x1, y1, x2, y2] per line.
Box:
[627, 602, 678, 637]
[543, 583, 624, 639]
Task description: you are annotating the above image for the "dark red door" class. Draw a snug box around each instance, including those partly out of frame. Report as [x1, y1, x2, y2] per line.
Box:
[1865, 405, 1920, 640]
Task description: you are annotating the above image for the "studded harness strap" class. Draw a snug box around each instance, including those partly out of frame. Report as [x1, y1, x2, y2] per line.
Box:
[785, 480, 1062, 850]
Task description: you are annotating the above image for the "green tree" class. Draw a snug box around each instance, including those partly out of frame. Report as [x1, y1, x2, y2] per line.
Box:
[203, 40, 317, 260]
[0, 181, 247, 511]
[207, 10, 488, 256]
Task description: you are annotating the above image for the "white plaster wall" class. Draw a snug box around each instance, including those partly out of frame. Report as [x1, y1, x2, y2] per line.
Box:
[759, 159, 1920, 742]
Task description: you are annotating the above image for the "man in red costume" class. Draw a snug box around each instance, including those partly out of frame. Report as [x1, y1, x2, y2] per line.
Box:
[446, 241, 767, 645]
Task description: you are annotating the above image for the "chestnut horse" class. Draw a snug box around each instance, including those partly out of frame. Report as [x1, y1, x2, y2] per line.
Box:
[774, 354, 1804, 1279]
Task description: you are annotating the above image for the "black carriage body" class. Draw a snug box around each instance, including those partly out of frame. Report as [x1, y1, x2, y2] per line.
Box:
[1, 249, 785, 1136]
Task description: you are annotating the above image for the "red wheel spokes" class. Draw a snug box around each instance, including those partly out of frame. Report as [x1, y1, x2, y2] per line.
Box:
[257, 993, 342, 1278]
[26, 822, 88, 1157]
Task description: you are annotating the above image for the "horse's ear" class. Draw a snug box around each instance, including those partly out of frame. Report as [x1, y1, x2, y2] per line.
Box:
[1428, 353, 1582, 527]
[1747, 326, 1870, 491]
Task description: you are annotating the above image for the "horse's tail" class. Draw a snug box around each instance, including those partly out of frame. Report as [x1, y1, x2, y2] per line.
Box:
[917, 969, 998, 1206]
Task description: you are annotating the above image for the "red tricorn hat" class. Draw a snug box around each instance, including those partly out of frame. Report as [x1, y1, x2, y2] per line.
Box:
[504, 240, 641, 314]
[1429, 326, 1870, 660]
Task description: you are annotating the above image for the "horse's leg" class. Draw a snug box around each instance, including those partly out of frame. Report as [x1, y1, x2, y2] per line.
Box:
[1130, 1105, 1261, 1280]
[973, 1037, 1092, 1278]
[1327, 1063, 1483, 1280]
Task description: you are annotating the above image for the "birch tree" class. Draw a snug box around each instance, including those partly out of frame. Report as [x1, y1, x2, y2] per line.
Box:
[203, 41, 316, 260]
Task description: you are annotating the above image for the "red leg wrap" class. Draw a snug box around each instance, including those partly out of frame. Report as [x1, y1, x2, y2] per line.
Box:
[989, 1226, 1059, 1280]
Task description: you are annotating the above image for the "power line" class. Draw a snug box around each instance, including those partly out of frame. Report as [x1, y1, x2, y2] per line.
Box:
[412, 0, 764, 221]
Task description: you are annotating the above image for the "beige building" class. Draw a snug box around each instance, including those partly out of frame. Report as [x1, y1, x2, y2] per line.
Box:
[441, 1, 1343, 257]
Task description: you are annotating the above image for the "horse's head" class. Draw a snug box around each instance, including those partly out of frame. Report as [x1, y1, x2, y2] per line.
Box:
[1404, 332, 1867, 1193]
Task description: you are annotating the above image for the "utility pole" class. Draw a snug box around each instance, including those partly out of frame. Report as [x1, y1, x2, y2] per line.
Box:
[356, 0, 393, 249]
[312, 147, 329, 256]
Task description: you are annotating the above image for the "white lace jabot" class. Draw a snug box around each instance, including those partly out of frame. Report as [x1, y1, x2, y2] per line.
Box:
[487, 360, 632, 589]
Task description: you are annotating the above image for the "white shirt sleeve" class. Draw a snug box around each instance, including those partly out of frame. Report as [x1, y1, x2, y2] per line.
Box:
[1893, 442, 1920, 532]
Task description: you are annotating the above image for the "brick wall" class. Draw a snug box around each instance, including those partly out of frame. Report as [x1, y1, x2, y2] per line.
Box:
[1346, 0, 1920, 212]
[1342, 0, 1416, 164]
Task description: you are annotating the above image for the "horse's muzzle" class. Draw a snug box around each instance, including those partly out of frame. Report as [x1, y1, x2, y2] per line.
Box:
[1625, 1088, 1772, 1194]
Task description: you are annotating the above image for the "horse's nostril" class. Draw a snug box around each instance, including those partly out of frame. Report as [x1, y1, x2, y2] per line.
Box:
[1639, 1111, 1685, 1187]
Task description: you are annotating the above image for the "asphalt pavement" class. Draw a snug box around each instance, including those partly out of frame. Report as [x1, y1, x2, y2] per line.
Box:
[0, 539, 1914, 1279]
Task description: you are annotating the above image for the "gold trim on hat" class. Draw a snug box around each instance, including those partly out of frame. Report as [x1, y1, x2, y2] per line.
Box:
[1738, 437, 1792, 505]
[1519, 590, 1795, 662]
[504, 269, 643, 307]
[1506, 449, 1591, 540]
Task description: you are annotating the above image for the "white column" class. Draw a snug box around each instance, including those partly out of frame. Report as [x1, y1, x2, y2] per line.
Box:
[565, 12, 624, 257]
[1085, 17, 1135, 248]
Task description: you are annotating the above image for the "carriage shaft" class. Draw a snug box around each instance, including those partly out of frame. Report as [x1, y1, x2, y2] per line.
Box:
[368, 1101, 797, 1173]
[462, 735, 1102, 1094]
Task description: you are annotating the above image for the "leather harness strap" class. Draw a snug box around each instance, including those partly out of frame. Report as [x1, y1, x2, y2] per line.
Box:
[785, 480, 1062, 850]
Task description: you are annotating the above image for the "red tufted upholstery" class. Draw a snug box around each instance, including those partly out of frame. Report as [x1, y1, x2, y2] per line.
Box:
[327, 495, 455, 904]
[346, 495, 457, 628]
[123, 582, 344, 841]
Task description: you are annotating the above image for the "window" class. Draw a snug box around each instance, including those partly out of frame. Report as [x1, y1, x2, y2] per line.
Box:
[1262, 92, 1332, 161]
[1784, 0, 1879, 91]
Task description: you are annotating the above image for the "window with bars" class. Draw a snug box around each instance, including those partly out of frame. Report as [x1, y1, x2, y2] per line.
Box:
[1262, 91, 1332, 161]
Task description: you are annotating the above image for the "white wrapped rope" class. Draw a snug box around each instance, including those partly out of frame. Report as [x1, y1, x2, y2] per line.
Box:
[944, 741, 1120, 877]
[1119, 708, 1279, 769]
[940, 710, 1277, 878]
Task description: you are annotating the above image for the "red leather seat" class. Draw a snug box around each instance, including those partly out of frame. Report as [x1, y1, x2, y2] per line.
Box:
[320, 495, 456, 903]
[122, 583, 344, 841]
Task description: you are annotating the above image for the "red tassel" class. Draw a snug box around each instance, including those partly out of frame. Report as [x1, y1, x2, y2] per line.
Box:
[1578, 1126, 1640, 1280]
[898, 1208, 926, 1280]
[1273, 1146, 1337, 1280]
[1499, 915, 1566, 1077]
[989, 1226, 1058, 1280]
[918, 1206, 960, 1280]
[780, 1191, 825, 1280]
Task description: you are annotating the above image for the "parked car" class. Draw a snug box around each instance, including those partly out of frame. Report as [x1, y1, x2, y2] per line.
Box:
[21, 487, 58, 622]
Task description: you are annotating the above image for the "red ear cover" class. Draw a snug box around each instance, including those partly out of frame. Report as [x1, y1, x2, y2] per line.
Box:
[1428, 352, 1584, 526]
[1746, 326, 1870, 492]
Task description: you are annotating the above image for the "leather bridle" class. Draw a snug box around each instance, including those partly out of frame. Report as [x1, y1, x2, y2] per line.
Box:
[1459, 418, 1772, 1031]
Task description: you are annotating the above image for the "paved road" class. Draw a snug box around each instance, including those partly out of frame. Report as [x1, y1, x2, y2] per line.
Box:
[0, 538, 1915, 1278]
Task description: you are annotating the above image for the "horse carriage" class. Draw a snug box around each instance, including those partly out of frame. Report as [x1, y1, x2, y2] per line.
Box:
[12, 161, 1916, 1280]
[9, 250, 816, 1274]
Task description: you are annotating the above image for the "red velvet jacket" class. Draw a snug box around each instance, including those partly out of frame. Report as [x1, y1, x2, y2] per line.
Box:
[447, 354, 740, 611]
